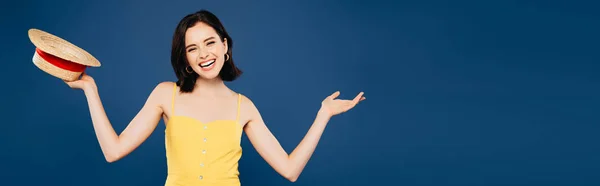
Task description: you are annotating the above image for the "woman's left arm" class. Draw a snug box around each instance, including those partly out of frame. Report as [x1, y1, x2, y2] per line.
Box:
[243, 91, 365, 182]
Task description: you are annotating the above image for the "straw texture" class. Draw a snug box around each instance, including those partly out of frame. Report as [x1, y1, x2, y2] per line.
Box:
[32, 51, 83, 81]
[28, 28, 101, 67]
[28, 28, 103, 81]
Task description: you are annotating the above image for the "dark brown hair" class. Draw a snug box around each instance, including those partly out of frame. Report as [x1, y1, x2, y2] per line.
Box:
[171, 9, 242, 93]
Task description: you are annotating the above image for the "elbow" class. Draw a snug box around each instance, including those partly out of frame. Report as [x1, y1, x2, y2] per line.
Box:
[105, 157, 117, 163]
[104, 140, 125, 163]
[287, 176, 298, 183]
[104, 151, 122, 163]
[283, 167, 299, 182]
[284, 173, 298, 182]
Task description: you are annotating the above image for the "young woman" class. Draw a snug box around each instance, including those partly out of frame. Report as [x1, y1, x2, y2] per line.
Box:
[65, 9, 365, 186]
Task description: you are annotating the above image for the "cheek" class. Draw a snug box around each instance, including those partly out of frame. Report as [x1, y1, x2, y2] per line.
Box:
[210, 47, 222, 56]
[186, 52, 196, 64]
[210, 48, 224, 61]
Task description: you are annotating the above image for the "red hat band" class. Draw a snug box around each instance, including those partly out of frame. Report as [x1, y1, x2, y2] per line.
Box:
[35, 48, 87, 72]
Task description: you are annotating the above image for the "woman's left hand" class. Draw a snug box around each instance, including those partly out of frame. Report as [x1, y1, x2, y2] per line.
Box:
[320, 91, 366, 117]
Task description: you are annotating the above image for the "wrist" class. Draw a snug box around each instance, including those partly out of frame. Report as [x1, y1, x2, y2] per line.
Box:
[83, 85, 98, 97]
[317, 107, 332, 119]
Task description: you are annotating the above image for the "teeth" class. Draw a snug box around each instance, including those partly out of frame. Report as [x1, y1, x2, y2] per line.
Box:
[200, 60, 215, 68]
[200, 60, 214, 66]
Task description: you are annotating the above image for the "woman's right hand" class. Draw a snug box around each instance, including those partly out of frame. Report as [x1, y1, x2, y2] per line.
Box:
[65, 72, 98, 93]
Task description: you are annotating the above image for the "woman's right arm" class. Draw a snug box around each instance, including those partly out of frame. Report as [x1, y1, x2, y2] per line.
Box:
[67, 73, 170, 163]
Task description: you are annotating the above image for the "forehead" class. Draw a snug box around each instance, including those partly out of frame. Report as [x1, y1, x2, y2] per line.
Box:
[185, 22, 219, 43]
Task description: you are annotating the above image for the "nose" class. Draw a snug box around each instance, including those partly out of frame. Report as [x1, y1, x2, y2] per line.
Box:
[197, 48, 209, 60]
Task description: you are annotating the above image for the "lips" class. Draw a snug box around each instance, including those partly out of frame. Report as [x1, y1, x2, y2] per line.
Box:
[199, 59, 215, 68]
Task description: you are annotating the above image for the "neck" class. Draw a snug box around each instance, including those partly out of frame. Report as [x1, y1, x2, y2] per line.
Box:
[193, 76, 234, 97]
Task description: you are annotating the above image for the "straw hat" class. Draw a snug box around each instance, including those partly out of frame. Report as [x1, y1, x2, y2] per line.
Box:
[28, 28, 101, 81]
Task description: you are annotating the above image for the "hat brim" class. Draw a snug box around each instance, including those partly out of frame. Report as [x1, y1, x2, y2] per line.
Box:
[28, 28, 101, 67]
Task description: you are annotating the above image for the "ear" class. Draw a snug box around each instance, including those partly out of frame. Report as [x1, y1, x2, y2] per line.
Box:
[223, 38, 229, 53]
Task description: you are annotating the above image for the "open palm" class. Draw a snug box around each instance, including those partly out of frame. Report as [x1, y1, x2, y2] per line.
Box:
[321, 91, 366, 117]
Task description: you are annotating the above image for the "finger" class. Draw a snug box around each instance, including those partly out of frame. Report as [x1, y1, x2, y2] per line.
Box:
[360, 97, 366, 101]
[81, 72, 89, 79]
[329, 91, 341, 99]
[65, 81, 76, 88]
[352, 92, 364, 104]
[76, 72, 84, 79]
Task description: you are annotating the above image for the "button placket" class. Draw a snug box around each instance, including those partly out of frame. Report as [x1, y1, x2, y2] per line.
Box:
[202, 124, 208, 155]
[199, 123, 208, 181]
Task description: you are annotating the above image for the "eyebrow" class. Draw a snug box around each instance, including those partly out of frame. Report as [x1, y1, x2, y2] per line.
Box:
[185, 44, 197, 49]
[204, 36, 216, 43]
[185, 37, 216, 49]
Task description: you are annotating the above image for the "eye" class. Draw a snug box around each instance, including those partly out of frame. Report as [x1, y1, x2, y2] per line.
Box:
[187, 48, 196, 52]
[207, 41, 215, 46]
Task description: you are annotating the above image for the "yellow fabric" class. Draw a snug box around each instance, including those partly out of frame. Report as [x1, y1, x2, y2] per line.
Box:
[164, 84, 243, 186]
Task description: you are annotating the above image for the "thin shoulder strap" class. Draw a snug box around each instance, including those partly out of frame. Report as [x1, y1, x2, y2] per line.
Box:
[236, 93, 242, 122]
[171, 83, 177, 114]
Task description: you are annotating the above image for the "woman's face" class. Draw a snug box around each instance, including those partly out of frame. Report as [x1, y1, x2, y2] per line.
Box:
[184, 22, 228, 80]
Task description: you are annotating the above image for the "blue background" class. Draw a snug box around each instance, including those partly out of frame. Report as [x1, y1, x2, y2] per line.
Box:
[1, 0, 599, 185]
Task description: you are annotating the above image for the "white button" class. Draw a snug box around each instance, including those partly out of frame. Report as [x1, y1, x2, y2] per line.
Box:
[204, 126, 208, 129]
[202, 150, 206, 154]
[203, 138, 207, 142]
[199, 175, 203, 180]
[200, 163, 204, 167]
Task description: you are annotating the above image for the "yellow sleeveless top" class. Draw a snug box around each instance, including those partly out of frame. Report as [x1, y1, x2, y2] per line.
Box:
[164, 84, 243, 186]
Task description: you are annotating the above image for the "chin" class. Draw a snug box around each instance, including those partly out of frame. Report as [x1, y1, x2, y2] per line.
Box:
[198, 71, 221, 80]
[198, 73, 219, 80]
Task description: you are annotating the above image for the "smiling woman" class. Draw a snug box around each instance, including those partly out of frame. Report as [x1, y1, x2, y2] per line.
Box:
[171, 10, 242, 93]
[63, 9, 365, 186]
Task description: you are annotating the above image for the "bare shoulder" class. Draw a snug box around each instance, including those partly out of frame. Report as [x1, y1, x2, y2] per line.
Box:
[147, 81, 176, 111]
[238, 94, 263, 126]
[151, 81, 176, 98]
[239, 94, 258, 112]
[156, 81, 176, 92]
